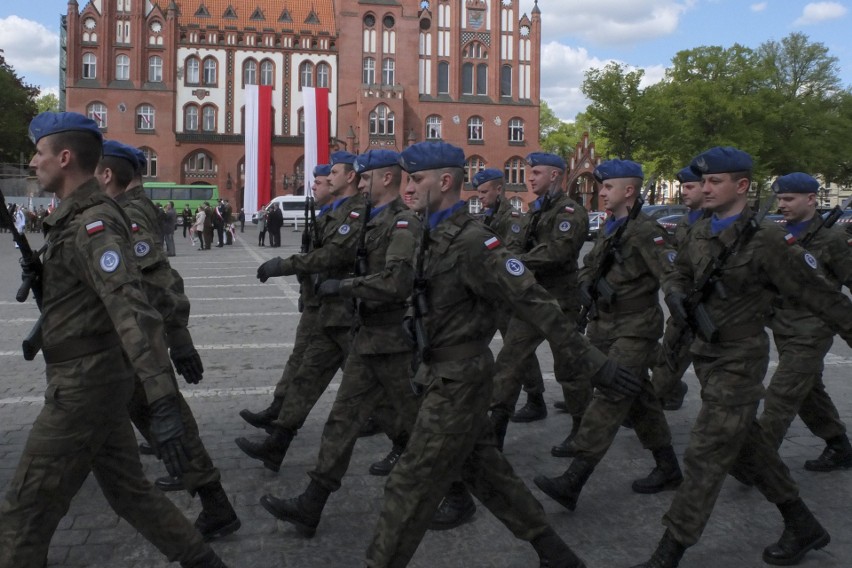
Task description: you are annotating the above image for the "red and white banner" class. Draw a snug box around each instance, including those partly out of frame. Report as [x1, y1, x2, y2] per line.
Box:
[302, 86, 330, 198]
[244, 84, 273, 215]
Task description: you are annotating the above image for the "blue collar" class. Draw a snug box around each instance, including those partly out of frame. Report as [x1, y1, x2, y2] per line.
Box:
[532, 195, 549, 212]
[604, 215, 627, 236]
[785, 219, 811, 237]
[687, 209, 704, 225]
[483, 207, 493, 217]
[331, 196, 351, 211]
[369, 202, 390, 220]
[710, 212, 743, 235]
[318, 204, 332, 217]
[428, 200, 467, 230]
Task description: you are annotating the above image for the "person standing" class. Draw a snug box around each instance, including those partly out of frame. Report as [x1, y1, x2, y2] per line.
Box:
[257, 206, 268, 246]
[202, 201, 213, 250]
[0, 111, 228, 568]
[634, 147, 852, 568]
[163, 201, 177, 257]
[213, 200, 225, 247]
[238, 207, 245, 232]
[193, 206, 205, 249]
[267, 203, 283, 247]
[182, 205, 192, 239]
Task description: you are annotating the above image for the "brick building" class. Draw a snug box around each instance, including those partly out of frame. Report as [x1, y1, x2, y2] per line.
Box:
[62, 0, 542, 208]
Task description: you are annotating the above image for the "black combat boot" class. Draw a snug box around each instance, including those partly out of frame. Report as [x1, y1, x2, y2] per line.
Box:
[762, 498, 830, 565]
[661, 381, 688, 411]
[429, 481, 476, 531]
[491, 409, 511, 452]
[260, 480, 330, 538]
[531, 527, 587, 568]
[234, 427, 294, 472]
[804, 434, 852, 472]
[195, 481, 241, 541]
[533, 458, 595, 511]
[238, 396, 283, 434]
[180, 548, 230, 568]
[369, 442, 404, 476]
[630, 530, 686, 568]
[631, 445, 683, 494]
[551, 415, 583, 458]
[511, 392, 548, 423]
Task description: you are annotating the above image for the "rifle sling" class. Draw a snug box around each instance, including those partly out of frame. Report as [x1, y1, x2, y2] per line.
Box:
[42, 331, 121, 364]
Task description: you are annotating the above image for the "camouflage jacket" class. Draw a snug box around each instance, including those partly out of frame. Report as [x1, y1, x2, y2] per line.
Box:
[413, 206, 607, 387]
[41, 179, 176, 403]
[672, 209, 707, 248]
[483, 199, 524, 253]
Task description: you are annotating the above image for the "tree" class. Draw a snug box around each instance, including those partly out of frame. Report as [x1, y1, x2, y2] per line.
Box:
[36, 92, 59, 114]
[0, 50, 38, 163]
[581, 62, 645, 160]
[539, 100, 562, 141]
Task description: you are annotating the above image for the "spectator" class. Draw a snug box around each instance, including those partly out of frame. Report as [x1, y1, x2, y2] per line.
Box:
[181, 205, 192, 238]
[238, 208, 246, 232]
[257, 207, 268, 246]
[266, 203, 283, 247]
[163, 201, 177, 256]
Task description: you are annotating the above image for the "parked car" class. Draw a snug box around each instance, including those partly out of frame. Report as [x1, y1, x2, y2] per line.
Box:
[656, 214, 685, 236]
[251, 195, 308, 226]
[587, 211, 606, 240]
[642, 204, 689, 219]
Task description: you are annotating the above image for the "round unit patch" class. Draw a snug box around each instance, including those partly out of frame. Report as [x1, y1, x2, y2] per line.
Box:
[99, 250, 121, 273]
[667, 251, 677, 264]
[134, 241, 151, 257]
[804, 252, 818, 269]
[338, 224, 351, 235]
[505, 258, 525, 276]
[558, 220, 572, 232]
[511, 224, 521, 234]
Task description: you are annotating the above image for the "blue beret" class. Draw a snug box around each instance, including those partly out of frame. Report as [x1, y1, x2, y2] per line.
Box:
[676, 166, 702, 184]
[594, 159, 643, 182]
[330, 151, 357, 166]
[773, 172, 820, 194]
[690, 146, 753, 176]
[102, 140, 140, 169]
[29, 111, 103, 145]
[354, 150, 401, 174]
[472, 168, 504, 188]
[313, 164, 331, 177]
[399, 142, 465, 173]
[526, 152, 566, 170]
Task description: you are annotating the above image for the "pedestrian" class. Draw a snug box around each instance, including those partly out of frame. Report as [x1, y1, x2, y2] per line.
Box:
[163, 200, 177, 256]
[634, 147, 852, 568]
[193, 206, 205, 249]
[213, 200, 225, 247]
[267, 203, 283, 247]
[202, 201, 213, 250]
[0, 111, 228, 568]
[238, 207, 245, 232]
[182, 204, 193, 238]
[257, 206, 268, 246]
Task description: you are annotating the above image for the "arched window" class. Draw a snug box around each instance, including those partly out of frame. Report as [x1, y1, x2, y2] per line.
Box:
[382, 58, 395, 85]
[437, 61, 449, 94]
[465, 156, 485, 184]
[186, 57, 200, 84]
[202, 106, 216, 132]
[425, 115, 442, 140]
[87, 102, 107, 128]
[476, 64, 487, 95]
[115, 54, 130, 80]
[463, 41, 487, 59]
[508, 118, 524, 142]
[260, 60, 274, 86]
[203, 58, 217, 85]
[297, 108, 305, 135]
[136, 104, 155, 130]
[243, 59, 257, 86]
[500, 65, 512, 97]
[148, 56, 163, 82]
[299, 61, 314, 89]
[467, 117, 484, 142]
[317, 62, 330, 89]
[462, 63, 474, 95]
[369, 104, 394, 135]
[185, 151, 216, 176]
[504, 157, 526, 185]
[141, 147, 157, 177]
[362, 58, 376, 85]
[184, 105, 199, 131]
[82, 53, 97, 79]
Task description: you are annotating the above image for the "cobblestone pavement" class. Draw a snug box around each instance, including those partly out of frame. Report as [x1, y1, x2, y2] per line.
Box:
[0, 226, 849, 568]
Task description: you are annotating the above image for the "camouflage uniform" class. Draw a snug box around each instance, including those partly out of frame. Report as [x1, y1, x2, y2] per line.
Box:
[662, 211, 852, 547]
[490, 193, 590, 421]
[365, 206, 609, 567]
[0, 180, 211, 567]
[573, 213, 676, 461]
[307, 197, 422, 491]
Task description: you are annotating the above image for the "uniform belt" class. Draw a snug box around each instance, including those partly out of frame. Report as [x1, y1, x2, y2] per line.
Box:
[597, 295, 657, 314]
[714, 322, 765, 343]
[42, 331, 121, 364]
[428, 339, 491, 363]
[361, 309, 406, 327]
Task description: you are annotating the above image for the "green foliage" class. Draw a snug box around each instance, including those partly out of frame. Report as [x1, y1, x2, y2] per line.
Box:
[0, 51, 39, 163]
[36, 92, 60, 114]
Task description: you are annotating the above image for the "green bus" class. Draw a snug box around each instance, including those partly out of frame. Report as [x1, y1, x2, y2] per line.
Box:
[142, 182, 219, 212]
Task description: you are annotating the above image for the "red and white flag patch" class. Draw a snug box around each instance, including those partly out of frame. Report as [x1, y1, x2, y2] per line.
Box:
[395, 220, 409, 229]
[131, 223, 140, 233]
[484, 236, 501, 249]
[86, 220, 105, 236]
[847, 237, 852, 247]
[784, 233, 796, 245]
[653, 236, 665, 246]
[349, 211, 361, 219]
[565, 206, 575, 213]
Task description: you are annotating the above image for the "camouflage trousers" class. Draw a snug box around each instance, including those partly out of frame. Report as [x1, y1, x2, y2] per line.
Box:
[366, 364, 552, 568]
[664, 350, 799, 547]
[495, 309, 544, 395]
[129, 378, 219, 494]
[573, 336, 671, 462]
[650, 317, 693, 398]
[309, 350, 421, 492]
[0, 378, 210, 568]
[272, 304, 322, 398]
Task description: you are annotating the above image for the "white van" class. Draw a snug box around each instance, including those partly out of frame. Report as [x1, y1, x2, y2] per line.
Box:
[252, 195, 307, 226]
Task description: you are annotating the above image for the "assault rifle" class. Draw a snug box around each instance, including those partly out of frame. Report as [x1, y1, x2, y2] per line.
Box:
[522, 169, 565, 252]
[405, 192, 431, 394]
[0, 190, 45, 360]
[663, 192, 777, 370]
[300, 197, 313, 254]
[354, 186, 373, 278]
[800, 194, 852, 248]
[577, 176, 655, 332]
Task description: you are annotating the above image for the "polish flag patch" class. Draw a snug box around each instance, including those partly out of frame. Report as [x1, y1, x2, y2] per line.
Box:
[395, 220, 409, 229]
[653, 236, 665, 246]
[349, 211, 361, 219]
[484, 236, 501, 249]
[564, 206, 575, 213]
[511, 211, 520, 217]
[86, 220, 105, 236]
[131, 223, 140, 233]
[847, 238, 852, 247]
[784, 233, 796, 245]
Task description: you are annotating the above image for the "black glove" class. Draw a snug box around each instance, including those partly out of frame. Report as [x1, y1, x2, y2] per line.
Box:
[665, 291, 690, 326]
[170, 343, 204, 384]
[578, 281, 594, 309]
[317, 279, 342, 298]
[19, 257, 43, 307]
[591, 359, 643, 397]
[257, 258, 285, 283]
[148, 396, 189, 478]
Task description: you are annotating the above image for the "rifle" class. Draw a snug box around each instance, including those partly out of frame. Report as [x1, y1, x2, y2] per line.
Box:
[577, 176, 655, 332]
[800, 194, 852, 248]
[522, 169, 565, 252]
[663, 192, 778, 369]
[0, 190, 45, 360]
[406, 191, 431, 395]
[354, 185, 373, 278]
[300, 197, 312, 254]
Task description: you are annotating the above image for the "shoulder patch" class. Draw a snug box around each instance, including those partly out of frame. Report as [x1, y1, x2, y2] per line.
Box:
[511, 211, 520, 217]
[349, 211, 360, 219]
[134, 241, 151, 257]
[564, 206, 575, 213]
[338, 224, 351, 235]
[505, 258, 525, 276]
[784, 233, 796, 245]
[804, 252, 818, 270]
[99, 250, 121, 272]
[395, 220, 409, 229]
[653, 235, 665, 246]
[131, 223, 140, 233]
[484, 236, 501, 249]
[511, 223, 521, 234]
[847, 237, 852, 247]
[86, 220, 105, 236]
[558, 220, 572, 232]
[667, 251, 677, 264]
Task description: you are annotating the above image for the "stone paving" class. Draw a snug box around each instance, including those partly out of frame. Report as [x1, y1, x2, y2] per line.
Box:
[0, 225, 850, 567]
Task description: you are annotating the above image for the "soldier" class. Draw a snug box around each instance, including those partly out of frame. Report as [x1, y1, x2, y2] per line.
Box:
[234, 151, 365, 471]
[490, 153, 591, 453]
[96, 140, 240, 542]
[649, 166, 706, 411]
[634, 148, 852, 568]
[202, 201, 214, 250]
[0, 112, 228, 568]
[534, 159, 682, 512]
[363, 141, 642, 568]
[259, 149, 423, 538]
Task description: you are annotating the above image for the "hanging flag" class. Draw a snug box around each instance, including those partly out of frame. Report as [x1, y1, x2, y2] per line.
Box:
[244, 84, 273, 217]
[302, 86, 330, 199]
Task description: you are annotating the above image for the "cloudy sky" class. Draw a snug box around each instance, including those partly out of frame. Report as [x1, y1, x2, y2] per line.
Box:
[1, 0, 849, 121]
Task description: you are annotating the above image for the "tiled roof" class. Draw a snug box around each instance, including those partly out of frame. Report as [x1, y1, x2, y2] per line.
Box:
[173, 0, 336, 34]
